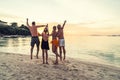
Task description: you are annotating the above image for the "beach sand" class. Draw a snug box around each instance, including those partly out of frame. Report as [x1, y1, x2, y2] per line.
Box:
[0, 52, 120, 80]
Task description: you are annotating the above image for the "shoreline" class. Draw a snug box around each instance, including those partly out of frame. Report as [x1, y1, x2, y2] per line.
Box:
[0, 35, 31, 38]
[0, 52, 120, 80]
[1, 51, 120, 69]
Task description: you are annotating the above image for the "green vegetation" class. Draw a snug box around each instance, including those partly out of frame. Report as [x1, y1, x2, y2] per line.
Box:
[0, 24, 31, 36]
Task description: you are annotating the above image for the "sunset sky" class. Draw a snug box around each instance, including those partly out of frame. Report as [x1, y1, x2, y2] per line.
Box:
[0, 0, 120, 30]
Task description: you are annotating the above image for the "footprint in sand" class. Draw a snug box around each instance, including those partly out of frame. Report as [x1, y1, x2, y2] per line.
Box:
[88, 67, 94, 71]
[11, 73, 16, 77]
[36, 77, 41, 80]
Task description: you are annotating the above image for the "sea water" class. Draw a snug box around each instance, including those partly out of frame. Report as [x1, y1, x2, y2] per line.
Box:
[0, 35, 120, 67]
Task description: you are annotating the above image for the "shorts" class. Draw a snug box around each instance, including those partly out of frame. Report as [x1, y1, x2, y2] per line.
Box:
[31, 36, 40, 47]
[51, 39, 59, 47]
[59, 39, 65, 47]
[41, 39, 49, 50]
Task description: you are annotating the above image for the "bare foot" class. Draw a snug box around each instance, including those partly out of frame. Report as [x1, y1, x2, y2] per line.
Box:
[36, 55, 39, 59]
[54, 61, 58, 65]
[43, 62, 45, 64]
[46, 62, 49, 64]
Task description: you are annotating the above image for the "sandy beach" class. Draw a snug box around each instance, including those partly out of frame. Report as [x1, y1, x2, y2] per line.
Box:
[0, 52, 120, 80]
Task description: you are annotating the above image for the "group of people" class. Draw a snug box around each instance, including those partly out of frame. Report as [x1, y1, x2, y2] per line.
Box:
[26, 18, 66, 64]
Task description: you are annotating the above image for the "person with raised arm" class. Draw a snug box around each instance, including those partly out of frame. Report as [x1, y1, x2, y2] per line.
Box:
[57, 20, 67, 61]
[41, 24, 50, 64]
[26, 18, 46, 59]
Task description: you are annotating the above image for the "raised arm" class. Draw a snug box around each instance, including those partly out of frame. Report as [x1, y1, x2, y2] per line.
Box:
[46, 24, 50, 35]
[62, 20, 67, 29]
[46, 24, 48, 28]
[36, 23, 47, 28]
[36, 25, 46, 28]
[26, 18, 30, 27]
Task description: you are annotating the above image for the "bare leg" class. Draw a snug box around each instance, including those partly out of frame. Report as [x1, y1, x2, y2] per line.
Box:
[55, 53, 58, 64]
[45, 50, 48, 64]
[63, 46, 66, 60]
[42, 50, 45, 64]
[54, 47, 59, 64]
[59, 47, 62, 61]
[52, 45, 59, 56]
[31, 46, 34, 59]
[36, 46, 39, 59]
[52, 45, 59, 64]
[56, 47, 59, 62]
[52, 45, 55, 53]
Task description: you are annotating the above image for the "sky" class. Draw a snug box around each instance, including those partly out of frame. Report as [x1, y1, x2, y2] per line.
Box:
[0, 0, 120, 29]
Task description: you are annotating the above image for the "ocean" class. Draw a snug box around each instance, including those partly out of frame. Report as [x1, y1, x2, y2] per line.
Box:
[0, 35, 120, 67]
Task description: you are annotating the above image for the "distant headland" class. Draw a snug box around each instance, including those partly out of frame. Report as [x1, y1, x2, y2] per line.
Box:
[0, 20, 31, 37]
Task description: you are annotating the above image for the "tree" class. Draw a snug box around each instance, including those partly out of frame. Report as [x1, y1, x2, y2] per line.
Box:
[0, 23, 31, 36]
[11, 22, 18, 27]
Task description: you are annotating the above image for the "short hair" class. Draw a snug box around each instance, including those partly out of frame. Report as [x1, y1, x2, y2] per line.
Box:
[57, 24, 61, 29]
[44, 27, 48, 32]
[53, 26, 56, 29]
[32, 21, 35, 25]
